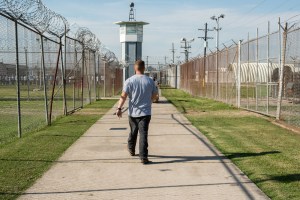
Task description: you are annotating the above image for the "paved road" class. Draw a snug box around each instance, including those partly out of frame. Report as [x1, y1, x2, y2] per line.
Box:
[19, 98, 269, 200]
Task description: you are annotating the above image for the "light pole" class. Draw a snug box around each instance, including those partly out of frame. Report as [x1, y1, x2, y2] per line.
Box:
[211, 14, 225, 99]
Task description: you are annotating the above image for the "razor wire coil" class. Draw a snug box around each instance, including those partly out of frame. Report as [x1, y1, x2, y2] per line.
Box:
[0, 0, 122, 67]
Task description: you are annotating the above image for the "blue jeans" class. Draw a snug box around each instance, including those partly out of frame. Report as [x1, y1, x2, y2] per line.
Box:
[128, 115, 151, 159]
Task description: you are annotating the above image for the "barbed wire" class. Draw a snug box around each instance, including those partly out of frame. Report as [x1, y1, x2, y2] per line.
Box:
[0, 0, 123, 68]
[0, 0, 69, 37]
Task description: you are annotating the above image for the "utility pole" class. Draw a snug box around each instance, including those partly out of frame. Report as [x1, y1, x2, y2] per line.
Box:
[198, 23, 214, 91]
[164, 56, 168, 85]
[181, 38, 193, 63]
[146, 56, 149, 69]
[170, 43, 176, 64]
[181, 39, 189, 63]
[170, 43, 177, 88]
[199, 23, 214, 60]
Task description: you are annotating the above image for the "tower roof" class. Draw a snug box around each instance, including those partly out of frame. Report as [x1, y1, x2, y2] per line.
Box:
[114, 21, 149, 26]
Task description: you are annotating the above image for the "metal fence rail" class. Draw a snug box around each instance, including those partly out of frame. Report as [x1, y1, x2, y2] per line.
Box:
[0, 1, 123, 144]
[171, 20, 300, 128]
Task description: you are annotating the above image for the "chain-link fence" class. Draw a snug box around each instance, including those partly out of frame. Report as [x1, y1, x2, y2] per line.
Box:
[169, 20, 300, 128]
[0, 1, 123, 144]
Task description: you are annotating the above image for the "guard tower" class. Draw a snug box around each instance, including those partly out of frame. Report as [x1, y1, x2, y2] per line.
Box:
[115, 2, 149, 81]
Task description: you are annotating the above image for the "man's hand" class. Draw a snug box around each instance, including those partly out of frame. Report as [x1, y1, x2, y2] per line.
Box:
[116, 92, 128, 119]
[116, 108, 122, 118]
[152, 92, 159, 102]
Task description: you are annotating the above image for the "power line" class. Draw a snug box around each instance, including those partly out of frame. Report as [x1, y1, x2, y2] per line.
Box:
[221, 0, 292, 40]
[246, 0, 267, 13]
[226, 0, 292, 31]
[225, 0, 267, 28]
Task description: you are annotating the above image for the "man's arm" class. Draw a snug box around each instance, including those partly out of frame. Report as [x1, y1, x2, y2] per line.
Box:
[152, 91, 158, 101]
[116, 92, 128, 118]
[151, 81, 159, 102]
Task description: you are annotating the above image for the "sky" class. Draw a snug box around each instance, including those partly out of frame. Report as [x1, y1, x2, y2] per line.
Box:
[43, 0, 300, 65]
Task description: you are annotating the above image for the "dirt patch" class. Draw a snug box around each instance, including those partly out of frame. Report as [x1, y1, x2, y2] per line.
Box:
[271, 120, 300, 135]
[74, 109, 108, 116]
[74, 112, 107, 116]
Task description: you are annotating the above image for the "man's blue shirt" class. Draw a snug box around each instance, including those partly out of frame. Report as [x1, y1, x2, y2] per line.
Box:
[123, 75, 157, 117]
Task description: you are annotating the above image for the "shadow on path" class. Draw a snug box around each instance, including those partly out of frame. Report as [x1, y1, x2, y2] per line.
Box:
[171, 114, 257, 200]
[225, 151, 280, 159]
[5, 181, 252, 196]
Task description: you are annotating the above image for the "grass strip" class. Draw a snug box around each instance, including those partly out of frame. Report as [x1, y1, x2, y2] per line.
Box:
[162, 88, 300, 200]
[0, 99, 117, 200]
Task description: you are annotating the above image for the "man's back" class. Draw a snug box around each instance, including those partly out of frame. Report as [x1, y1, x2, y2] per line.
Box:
[117, 60, 157, 164]
[123, 74, 156, 117]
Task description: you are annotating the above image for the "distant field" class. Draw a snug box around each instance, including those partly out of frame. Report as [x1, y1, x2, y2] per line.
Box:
[0, 84, 110, 145]
[0, 84, 80, 99]
[0, 100, 64, 145]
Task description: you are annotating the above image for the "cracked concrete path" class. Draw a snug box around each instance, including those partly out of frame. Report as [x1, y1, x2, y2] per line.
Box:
[19, 97, 269, 200]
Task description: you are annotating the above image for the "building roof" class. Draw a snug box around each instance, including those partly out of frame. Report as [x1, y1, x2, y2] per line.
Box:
[229, 63, 298, 83]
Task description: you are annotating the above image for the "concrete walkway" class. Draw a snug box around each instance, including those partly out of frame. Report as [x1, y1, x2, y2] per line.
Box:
[19, 98, 269, 200]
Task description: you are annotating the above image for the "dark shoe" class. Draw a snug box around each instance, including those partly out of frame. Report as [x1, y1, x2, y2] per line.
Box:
[141, 158, 151, 165]
[127, 147, 135, 156]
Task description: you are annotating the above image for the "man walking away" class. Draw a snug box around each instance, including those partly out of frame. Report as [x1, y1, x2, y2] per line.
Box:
[116, 60, 158, 164]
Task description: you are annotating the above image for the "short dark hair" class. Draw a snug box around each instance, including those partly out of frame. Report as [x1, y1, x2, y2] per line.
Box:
[135, 60, 145, 71]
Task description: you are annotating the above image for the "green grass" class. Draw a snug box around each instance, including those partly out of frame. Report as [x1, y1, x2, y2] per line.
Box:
[0, 99, 117, 200]
[0, 83, 118, 146]
[0, 84, 116, 100]
[162, 88, 300, 200]
[0, 100, 64, 146]
[0, 85, 61, 99]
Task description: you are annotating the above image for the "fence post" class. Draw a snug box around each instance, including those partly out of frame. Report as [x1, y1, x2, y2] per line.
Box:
[64, 25, 69, 113]
[103, 61, 106, 97]
[267, 21, 270, 115]
[256, 28, 259, 111]
[88, 50, 91, 103]
[276, 20, 288, 120]
[64, 26, 67, 81]
[237, 40, 242, 108]
[212, 53, 214, 97]
[175, 64, 178, 89]
[81, 44, 84, 108]
[14, 20, 22, 138]
[73, 47, 77, 110]
[216, 45, 219, 99]
[113, 76, 115, 96]
[49, 43, 62, 125]
[40, 35, 49, 125]
[226, 48, 229, 103]
[24, 48, 30, 101]
[94, 51, 97, 101]
[60, 38, 67, 115]
[97, 54, 100, 99]
[247, 33, 250, 109]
